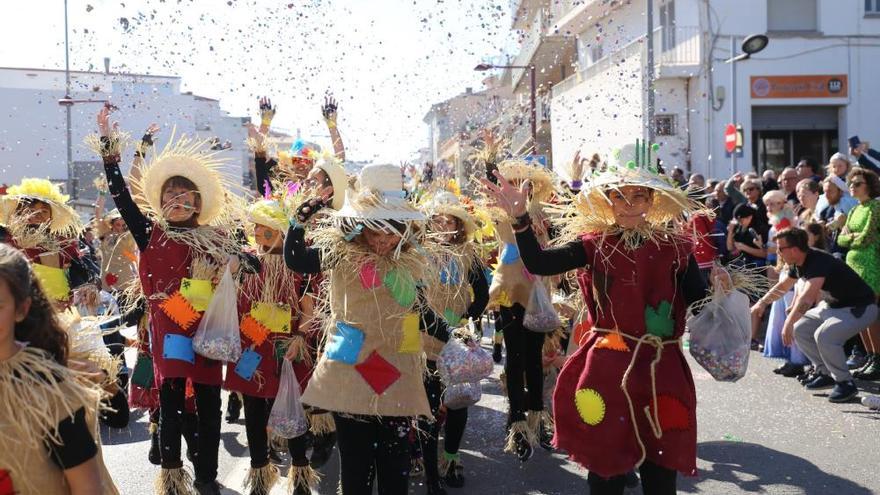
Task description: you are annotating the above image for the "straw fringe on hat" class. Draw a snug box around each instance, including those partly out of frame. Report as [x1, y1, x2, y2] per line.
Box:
[424, 191, 477, 238]
[247, 199, 288, 233]
[497, 159, 555, 206]
[0, 178, 83, 237]
[130, 130, 238, 226]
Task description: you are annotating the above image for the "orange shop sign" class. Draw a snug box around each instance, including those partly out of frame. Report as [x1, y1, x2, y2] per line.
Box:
[750, 75, 847, 98]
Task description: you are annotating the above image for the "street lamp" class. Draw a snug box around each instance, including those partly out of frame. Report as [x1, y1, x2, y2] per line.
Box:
[724, 33, 769, 175]
[474, 63, 538, 163]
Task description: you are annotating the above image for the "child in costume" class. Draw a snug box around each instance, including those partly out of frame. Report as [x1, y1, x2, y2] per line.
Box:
[223, 196, 320, 495]
[0, 243, 119, 495]
[419, 192, 489, 493]
[482, 145, 721, 495]
[285, 163, 450, 495]
[91, 106, 247, 495]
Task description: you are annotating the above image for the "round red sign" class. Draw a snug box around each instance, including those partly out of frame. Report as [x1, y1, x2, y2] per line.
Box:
[725, 124, 737, 153]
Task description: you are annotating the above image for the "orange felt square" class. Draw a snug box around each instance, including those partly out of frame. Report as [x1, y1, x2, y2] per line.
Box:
[595, 332, 630, 352]
[240, 314, 271, 346]
[159, 292, 200, 330]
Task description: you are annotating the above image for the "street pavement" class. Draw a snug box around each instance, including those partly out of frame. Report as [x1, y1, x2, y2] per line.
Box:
[102, 340, 880, 494]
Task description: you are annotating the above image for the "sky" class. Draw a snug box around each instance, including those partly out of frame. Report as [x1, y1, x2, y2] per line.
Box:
[0, 0, 518, 163]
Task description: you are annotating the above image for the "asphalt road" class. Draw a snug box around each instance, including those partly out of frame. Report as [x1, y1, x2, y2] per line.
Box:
[101, 341, 880, 494]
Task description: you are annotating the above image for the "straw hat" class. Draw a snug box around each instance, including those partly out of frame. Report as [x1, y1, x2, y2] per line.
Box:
[135, 133, 234, 226]
[0, 178, 82, 237]
[334, 163, 425, 233]
[313, 156, 349, 210]
[247, 199, 288, 232]
[424, 191, 477, 238]
[497, 159, 555, 205]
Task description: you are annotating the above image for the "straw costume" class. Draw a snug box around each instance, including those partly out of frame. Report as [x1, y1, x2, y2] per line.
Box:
[91, 127, 245, 494]
[284, 163, 452, 495]
[504, 144, 710, 494]
[0, 178, 90, 304]
[419, 191, 489, 492]
[481, 155, 556, 460]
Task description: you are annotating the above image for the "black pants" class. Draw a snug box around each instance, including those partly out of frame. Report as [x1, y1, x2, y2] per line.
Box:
[242, 395, 310, 468]
[500, 303, 545, 422]
[159, 378, 221, 482]
[587, 461, 677, 495]
[419, 364, 470, 484]
[333, 413, 411, 495]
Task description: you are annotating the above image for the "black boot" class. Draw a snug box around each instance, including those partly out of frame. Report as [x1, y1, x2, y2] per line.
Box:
[225, 392, 242, 423]
[492, 343, 503, 363]
[182, 412, 198, 464]
[148, 422, 161, 465]
[309, 431, 336, 468]
[427, 481, 448, 495]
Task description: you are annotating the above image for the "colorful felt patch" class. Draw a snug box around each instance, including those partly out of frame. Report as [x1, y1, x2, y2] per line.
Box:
[240, 315, 271, 346]
[495, 290, 512, 308]
[251, 302, 291, 334]
[163, 334, 196, 364]
[32, 263, 70, 301]
[440, 259, 462, 285]
[595, 332, 630, 352]
[650, 394, 691, 432]
[574, 388, 606, 426]
[355, 351, 401, 395]
[131, 353, 155, 388]
[399, 313, 422, 354]
[645, 301, 674, 338]
[0, 469, 13, 495]
[359, 261, 382, 289]
[443, 308, 460, 326]
[180, 278, 214, 312]
[326, 322, 366, 364]
[234, 349, 263, 381]
[383, 268, 417, 308]
[521, 266, 535, 282]
[500, 242, 520, 265]
[274, 339, 288, 362]
[159, 292, 200, 330]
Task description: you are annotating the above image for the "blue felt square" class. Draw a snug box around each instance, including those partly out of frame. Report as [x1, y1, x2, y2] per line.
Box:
[484, 267, 494, 285]
[440, 260, 462, 286]
[326, 322, 365, 364]
[234, 349, 263, 381]
[163, 334, 195, 364]
[500, 243, 520, 265]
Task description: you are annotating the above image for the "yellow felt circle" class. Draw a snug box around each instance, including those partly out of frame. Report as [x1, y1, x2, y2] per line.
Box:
[575, 388, 606, 426]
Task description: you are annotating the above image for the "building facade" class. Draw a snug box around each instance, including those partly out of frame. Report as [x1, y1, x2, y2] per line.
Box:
[0, 66, 248, 208]
[548, 0, 880, 179]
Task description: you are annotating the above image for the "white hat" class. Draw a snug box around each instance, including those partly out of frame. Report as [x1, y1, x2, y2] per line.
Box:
[334, 164, 425, 224]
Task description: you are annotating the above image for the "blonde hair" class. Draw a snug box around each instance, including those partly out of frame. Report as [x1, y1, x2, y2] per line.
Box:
[762, 189, 786, 204]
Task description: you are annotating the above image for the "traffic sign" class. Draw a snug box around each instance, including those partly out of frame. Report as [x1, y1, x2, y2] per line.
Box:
[725, 124, 737, 153]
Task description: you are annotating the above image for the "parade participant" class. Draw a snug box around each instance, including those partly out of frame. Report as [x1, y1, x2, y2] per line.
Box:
[420, 191, 489, 493]
[90, 106, 247, 495]
[223, 196, 318, 495]
[285, 163, 449, 495]
[481, 150, 557, 462]
[0, 177, 92, 306]
[0, 243, 118, 494]
[482, 146, 716, 494]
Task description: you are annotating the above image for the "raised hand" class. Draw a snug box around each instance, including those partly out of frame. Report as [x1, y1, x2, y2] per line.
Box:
[322, 93, 338, 122]
[570, 150, 583, 182]
[480, 170, 529, 218]
[259, 96, 276, 133]
[97, 104, 119, 137]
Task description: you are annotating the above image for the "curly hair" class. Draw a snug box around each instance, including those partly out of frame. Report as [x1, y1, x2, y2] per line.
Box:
[848, 167, 880, 199]
[0, 244, 69, 364]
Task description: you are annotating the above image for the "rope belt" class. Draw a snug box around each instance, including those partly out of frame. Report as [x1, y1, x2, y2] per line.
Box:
[591, 327, 681, 468]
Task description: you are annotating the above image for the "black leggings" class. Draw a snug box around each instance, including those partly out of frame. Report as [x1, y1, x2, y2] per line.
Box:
[499, 303, 545, 422]
[587, 461, 677, 495]
[333, 413, 411, 495]
[418, 366, 470, 484]
[241, 395, 310, 468]
[159, 379, 221, 482]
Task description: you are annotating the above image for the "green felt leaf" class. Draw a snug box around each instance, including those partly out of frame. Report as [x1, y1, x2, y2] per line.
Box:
[383, 268, 417, 308]
[645, 301, 674, 337]
[443, 308, 459, 326]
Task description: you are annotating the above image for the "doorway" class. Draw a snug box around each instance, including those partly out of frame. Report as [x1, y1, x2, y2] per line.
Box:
[753, 130, 838, 174]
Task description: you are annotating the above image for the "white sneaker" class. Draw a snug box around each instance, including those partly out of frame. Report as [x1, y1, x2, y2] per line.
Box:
[861, 395, 880, 410]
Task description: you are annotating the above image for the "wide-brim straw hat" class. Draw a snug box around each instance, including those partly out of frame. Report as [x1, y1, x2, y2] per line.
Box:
[497, 159, 555, 206]
[135, 133, 234, 226]
[334, 163, 426, 232]
[0, 178, 82, 237]
[247, 199, 288, 232]
[424, 191, 477, 238]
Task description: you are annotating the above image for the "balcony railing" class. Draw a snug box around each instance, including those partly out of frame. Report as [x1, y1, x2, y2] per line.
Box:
[552, 25, 701, 98]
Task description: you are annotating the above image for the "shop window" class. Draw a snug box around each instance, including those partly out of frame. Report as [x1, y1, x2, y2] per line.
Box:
[767, 0, 817, 32]
[655, 114, 677, 136]
[867, 0, 880, 15]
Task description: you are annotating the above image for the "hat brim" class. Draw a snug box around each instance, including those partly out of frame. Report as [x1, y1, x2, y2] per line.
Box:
[142, 156, 226, 225]
[315, 160, 349, 210]
[0, 194, 82, 237]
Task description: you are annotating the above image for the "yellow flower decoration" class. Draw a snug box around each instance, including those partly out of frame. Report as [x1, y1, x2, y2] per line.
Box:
[575, 388, 606, 426]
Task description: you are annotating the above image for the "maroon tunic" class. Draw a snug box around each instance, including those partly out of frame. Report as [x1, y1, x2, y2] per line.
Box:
[553, 233, 697, 478]
[224, 256, 311, 398]
[139, 226, 223, 386]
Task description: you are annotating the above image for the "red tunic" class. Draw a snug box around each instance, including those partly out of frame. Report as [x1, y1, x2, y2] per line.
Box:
[690, 214, 716, 270]
[553, 233, 697, 478]
[138, 226, 223, 386]
[224, 255, 310, 398]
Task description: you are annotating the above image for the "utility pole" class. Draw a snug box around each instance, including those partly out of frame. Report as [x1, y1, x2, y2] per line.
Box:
[64, 0, 75, 199]
[646, 0, 656, 144]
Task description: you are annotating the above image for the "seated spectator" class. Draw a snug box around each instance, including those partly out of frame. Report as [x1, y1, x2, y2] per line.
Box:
[818, 175, 857, 259]
[726, 173, 770, 238]
[796, 157, 822, 182]
[726, 203, 768, 269]
[752, 227, 878, 403]
[779, 167, 801, 207]
[796, 179, 822, 224]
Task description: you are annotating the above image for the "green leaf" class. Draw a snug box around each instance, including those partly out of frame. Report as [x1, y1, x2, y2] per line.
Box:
[645, 301, 674, 337]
